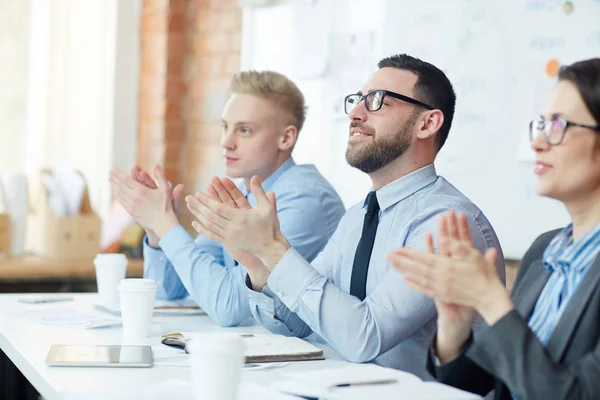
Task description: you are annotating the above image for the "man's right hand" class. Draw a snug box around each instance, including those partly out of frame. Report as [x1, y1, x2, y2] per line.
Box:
[188, 177, 271, 291]
[130, 165, 184, 249]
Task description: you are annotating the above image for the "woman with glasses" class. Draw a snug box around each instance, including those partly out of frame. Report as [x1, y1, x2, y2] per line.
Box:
[389, 57, 600, 399]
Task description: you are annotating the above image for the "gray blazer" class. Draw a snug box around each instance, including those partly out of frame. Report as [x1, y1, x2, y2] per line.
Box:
[427, 228, 600, 399]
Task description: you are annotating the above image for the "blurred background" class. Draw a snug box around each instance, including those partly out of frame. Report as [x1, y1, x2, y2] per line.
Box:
[0, 0, 599, 292]
[1, 1, 600, 398]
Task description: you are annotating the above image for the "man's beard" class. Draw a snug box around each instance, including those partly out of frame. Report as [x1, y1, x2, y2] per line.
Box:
[345, 114, 416, 174]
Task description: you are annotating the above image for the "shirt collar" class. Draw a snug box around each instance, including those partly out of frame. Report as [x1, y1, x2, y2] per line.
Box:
[362, 164, 438, 212]
[543, 223, 600, 273]
[239, 157, 296, 197]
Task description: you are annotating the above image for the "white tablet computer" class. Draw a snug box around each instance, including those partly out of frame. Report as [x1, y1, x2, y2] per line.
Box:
[46, 345, 153, 368]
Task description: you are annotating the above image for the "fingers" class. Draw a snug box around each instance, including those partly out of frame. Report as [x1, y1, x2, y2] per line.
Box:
[438, 214, 451, 256]
[266, 192, 277, 208]
[206, 184, 219, 200]
[153, 165, 170, 193]
[457, 213, 472, 244]
[210, 177, 238, 208]
[130, 165, 141, 179]
[185, 195, 228, 236]
[404, 278, 436, 298]
[484, 247, 498, 266]
[109, 169, 137, 191]
[447, 210, 459, 241]
[172, 184, 184, 214]
[250, 176, 270, 208]
[220, 177, 251, 210]
[139, 169, 157, 189]
[130, 165, 157, 189]
[110, 181, 134, 212]
[425, 232, 435, 254]
[388, 251, 435, 291]
[191, 220, 225, 243]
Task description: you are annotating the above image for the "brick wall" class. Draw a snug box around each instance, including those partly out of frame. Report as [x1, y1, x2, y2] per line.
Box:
[138, 0, 242, 231]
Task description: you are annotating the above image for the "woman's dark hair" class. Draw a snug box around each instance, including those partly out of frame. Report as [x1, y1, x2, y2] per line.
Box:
[558, 58, 600, 124]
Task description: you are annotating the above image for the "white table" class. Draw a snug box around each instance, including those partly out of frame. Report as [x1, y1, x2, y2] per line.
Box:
[0, 293, 350, 400]
[0, 293, 482, 400]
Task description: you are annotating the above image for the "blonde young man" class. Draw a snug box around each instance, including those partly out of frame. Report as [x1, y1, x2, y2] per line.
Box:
[109, 71, 345, 326]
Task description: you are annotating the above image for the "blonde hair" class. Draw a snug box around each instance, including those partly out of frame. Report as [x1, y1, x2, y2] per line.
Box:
[229, 70, 307, 132]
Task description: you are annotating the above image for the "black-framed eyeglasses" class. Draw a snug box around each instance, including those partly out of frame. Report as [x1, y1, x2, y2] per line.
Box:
[528, 115, 600, 146]
[344, 90, 434, 114]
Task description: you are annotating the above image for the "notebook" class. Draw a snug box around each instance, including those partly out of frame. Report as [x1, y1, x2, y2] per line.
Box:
[161, 332, 324, 363]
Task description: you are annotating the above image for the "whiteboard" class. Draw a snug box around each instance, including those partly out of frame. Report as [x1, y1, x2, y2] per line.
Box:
[241, 0, 600, 258]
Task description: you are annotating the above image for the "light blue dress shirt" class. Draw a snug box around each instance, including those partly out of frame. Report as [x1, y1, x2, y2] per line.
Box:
[247, 164, 505, 379]
[143, 157, 345, 327]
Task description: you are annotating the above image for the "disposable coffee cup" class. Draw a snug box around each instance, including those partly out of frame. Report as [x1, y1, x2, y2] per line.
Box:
[118, 279, 157, 339]
[94, 253, 128, 306]
[188, 334, 246, 400]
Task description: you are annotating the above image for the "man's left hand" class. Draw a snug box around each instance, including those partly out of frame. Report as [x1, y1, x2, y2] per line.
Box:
[186, 175, 290, 269]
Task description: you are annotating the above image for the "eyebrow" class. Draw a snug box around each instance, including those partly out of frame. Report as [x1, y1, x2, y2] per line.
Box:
[548, 113, 567, 119]
[221, 120, 255, 126]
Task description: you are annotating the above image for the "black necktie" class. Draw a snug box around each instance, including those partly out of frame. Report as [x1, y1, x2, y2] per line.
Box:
[350, 191, 380, 301]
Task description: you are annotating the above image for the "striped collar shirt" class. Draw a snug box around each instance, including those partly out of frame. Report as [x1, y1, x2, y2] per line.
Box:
[528, 223, 600, 345]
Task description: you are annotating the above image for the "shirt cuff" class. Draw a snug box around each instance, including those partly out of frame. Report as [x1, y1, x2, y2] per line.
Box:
[245, 273, 276, 313]
[267, 247, 320, 309]
[143, 235, 166, 259]
[158, 224, 195, 260]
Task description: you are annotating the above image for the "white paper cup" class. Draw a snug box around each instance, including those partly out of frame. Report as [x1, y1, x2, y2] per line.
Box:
[188, 334, 246, 400]
[94, 253, 128, 306]
[118, 279, 157, 339]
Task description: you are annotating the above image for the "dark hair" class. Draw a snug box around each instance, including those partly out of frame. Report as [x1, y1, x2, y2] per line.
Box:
[377, 54, 456, 151]
[558, 58, 600, 125]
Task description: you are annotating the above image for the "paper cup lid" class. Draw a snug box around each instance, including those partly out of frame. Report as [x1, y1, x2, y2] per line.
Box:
[187, 333, 246, 354]
[94, 253, 127, 263]
[118, 278, 157, 292]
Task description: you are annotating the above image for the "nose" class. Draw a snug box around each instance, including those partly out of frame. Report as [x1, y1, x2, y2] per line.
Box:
[530, 129, 551, 153]
[221, 129, 236, 150]
[348, 98, 368, 123]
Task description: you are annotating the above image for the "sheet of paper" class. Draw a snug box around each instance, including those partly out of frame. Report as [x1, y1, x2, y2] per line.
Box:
[271, 364, 423, 398]
[7, 307, 121, 329]
[324, 381, 483, 400]
[66, 380, 300, 400]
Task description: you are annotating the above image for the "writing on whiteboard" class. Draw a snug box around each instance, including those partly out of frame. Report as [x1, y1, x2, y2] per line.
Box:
[529, 36, 565, 50]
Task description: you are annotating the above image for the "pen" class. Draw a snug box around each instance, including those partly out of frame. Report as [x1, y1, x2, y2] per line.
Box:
[333, 378, 398, 388]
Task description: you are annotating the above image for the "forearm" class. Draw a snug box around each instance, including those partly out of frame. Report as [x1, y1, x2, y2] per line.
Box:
[143, 238, 187, 300]
[267, 249, 434, 363]
[428, 331, 496, 397]
[475, 280, 514, 326]
[160, 226, 251, 326]
[435, 321, 472, 364]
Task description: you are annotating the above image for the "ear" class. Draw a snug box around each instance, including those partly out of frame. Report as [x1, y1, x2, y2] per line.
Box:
[416, 110, 444, 142]
[278, 125, 298, 152]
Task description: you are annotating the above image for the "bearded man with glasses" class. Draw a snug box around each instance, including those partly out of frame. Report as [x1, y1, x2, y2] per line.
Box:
[186, 54, 506, 378]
